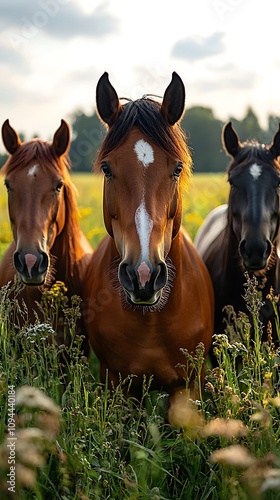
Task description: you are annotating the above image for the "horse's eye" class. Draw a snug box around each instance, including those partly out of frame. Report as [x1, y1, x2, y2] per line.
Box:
[4, 179, 11, 193]
[173, 163, 183, 179]
[55, 180, 64, 193]
[101, 163, 112, 179]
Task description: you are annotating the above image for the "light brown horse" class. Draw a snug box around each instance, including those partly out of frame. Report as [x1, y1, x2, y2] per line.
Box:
[83, 72, 214, 411]
[0, 119, 93, 348]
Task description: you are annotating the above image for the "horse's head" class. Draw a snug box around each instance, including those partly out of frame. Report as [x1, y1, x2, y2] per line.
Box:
[95, 72, 191, 305]
[223, 121, 280, 271]
[1, 119, 70, 285]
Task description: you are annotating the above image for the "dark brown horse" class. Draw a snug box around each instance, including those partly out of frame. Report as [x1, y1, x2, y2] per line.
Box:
[83, 72, 214, 413]
[195, 121, 280, 348]
[0, 119, 93, 347]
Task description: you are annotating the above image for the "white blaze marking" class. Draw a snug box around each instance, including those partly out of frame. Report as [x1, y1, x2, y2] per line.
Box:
[28, 164, 39, 176]
[249, 163, 262, 181]
[135, 199, 153, 260]
[134, 139, 154, 167]
[133, 139, 154, 282]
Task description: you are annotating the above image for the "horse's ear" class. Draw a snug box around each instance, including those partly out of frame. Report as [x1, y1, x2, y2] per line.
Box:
[269, 123, 280, 159]
[161, 72, 185, 126]
[52, 119, 70, 157]
[2, 119, 21, 154]
[96, 72, 122, 127]
[222, 121, 241, 157]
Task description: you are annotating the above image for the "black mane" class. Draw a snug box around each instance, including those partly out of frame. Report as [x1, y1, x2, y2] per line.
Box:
[95, 97, 191, 179]
[228, 140, 280, 173]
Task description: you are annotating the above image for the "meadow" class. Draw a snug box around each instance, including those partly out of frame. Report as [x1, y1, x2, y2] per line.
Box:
[0, 173, 280, 499]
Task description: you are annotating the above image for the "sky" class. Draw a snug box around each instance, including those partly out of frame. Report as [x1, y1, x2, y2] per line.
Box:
[1, 0, 280, 151]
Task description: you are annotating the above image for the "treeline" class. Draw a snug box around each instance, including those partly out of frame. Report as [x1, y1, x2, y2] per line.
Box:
[1, 106, 279, 173]
[69, 105, 280, 172]
[182, 106, 280, 172]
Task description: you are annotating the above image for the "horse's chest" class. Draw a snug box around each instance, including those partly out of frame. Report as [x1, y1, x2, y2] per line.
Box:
[110, 345, 180, 389]
[93, 320, 181, 383]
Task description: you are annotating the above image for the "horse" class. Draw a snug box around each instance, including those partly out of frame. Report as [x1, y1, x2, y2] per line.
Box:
[83, 71, 214, 415]
[0, 119, 93, 349]
[194, 121, 280, 349]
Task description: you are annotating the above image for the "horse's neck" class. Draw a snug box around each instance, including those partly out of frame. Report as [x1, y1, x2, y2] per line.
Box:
[225, 227, 242, 272]
[266, 240, 280, 294]
[275, 239, 280, 293]
[51, 228, 92, 293]
[215, 227, 245, 297]
[168, 226, 203, 276]
[51, 233, 68, 273]
[168, 227, 190, 264]
[50, 231, 79, 291]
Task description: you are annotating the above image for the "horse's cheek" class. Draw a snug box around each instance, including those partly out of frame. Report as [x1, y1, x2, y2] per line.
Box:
[163, 221, 174, 255]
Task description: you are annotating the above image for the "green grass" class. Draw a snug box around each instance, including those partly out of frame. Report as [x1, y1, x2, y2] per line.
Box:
[0, 173, 279, 499]
[0, 277, 279, 499]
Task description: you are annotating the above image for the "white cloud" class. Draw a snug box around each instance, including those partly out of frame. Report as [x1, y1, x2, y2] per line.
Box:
[0, 42, 30, 71]
[0, 0, 279, 149]
[171, 32, 226, 61]
[1, 1, 118, 40]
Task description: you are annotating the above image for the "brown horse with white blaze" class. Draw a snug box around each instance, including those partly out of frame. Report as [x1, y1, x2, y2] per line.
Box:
[83, 72, 214, 410]
[0, 119, 93, 347]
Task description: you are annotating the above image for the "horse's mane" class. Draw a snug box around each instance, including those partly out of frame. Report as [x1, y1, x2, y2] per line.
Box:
[228, 140, 280, 173]
[2, 139, 84, 278]
[95, 96, 192, 188]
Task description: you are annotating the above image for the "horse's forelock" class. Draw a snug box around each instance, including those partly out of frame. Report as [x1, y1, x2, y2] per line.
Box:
[2, 139, 71, 176]
[95, 97, 192, 185]
[228, 142, 280, 174]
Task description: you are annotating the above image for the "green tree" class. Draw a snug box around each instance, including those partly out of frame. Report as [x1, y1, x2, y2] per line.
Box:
[69, 111, 106, 172]
[229, 107, 264, 144]
[242, 106, 262, 140]
[265, 114, 280, 144]
[0, 153, 8, 169]
[181, 106, 227, 172]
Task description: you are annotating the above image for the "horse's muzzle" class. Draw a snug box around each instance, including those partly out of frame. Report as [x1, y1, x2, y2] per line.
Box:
[239, 239, 272, 270]
[118, 260, 167, 305]
[14, 250, 49, 285]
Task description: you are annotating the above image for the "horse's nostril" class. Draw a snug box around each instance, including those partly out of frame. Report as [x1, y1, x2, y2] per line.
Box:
[118, 262, 134, 291]
[38, 252, 49, 274]
[14, 251, 25, 273]
[264, 240, 272, 259]
[239, 240, 247, 259]
[153, 262, 167, 291]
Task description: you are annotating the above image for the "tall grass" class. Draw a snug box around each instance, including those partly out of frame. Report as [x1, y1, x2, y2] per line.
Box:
[0, 275, 279, 499]
[0, 173, 279, 499]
